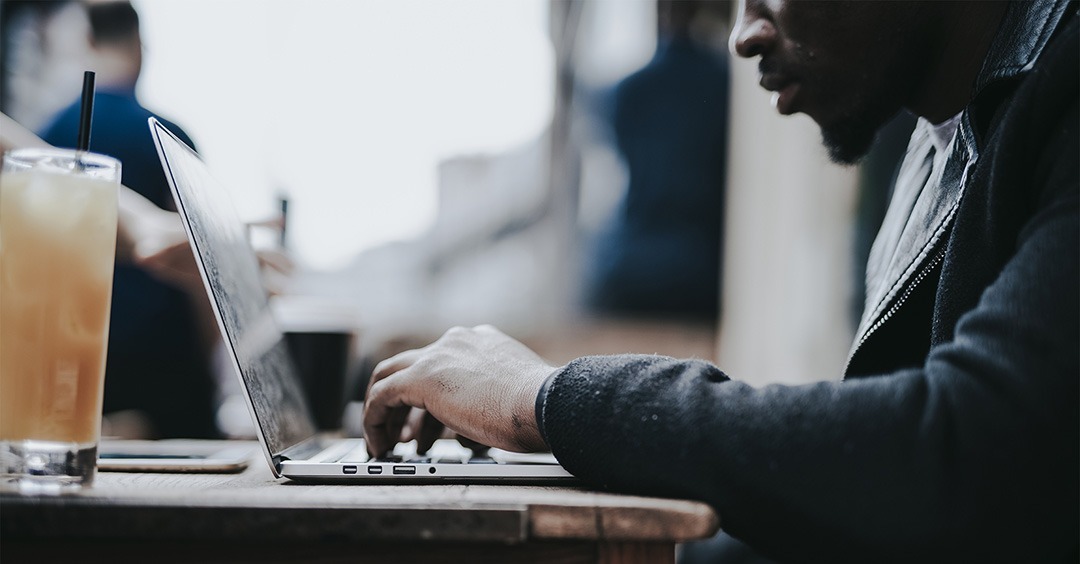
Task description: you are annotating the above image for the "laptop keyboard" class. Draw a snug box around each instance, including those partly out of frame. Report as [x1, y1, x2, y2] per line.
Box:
[318, 438, 560, 466]
[331, 439, 496, 464]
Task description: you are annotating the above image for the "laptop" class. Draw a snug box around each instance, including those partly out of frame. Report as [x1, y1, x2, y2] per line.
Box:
[149, 117, 574, 482]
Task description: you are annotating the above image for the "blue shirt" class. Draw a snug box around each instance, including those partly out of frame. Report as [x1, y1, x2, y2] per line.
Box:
[40, 89, 218, 438]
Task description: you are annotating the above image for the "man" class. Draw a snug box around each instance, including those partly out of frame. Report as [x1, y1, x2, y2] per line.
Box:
[364, 1, 1077, 561]
[38, 1, 218, 439]
[586, 0, 729, 320]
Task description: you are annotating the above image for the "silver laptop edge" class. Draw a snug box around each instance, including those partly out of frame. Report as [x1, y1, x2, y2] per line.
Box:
[150, 117, 311, 478]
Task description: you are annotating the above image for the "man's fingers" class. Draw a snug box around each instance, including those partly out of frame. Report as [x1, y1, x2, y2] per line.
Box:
[135, 244, 203, 290]
[456, 434, 491, 457]
[399, 408, 445, 454]
[364, 370, 428, 457]
[256, 249, 294, 275]
[415, 410, 445, 455]
[371, 349, 424, 388]
[399, 407, 426, 443]
[364, 379, 405, 456]
[382, 406, 410, 456]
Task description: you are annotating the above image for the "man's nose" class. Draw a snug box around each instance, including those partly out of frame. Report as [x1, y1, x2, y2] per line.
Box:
[730, 12, 777, 59]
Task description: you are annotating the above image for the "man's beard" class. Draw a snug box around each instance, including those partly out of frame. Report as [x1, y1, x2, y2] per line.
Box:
[818, 98, 899, 166]
[820, 115, 881, 165]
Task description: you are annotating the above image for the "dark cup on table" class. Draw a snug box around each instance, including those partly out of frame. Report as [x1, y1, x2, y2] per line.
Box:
[273, 297, 360, 432]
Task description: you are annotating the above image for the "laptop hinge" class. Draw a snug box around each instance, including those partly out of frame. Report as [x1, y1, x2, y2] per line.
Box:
[275, 435, 325, 468]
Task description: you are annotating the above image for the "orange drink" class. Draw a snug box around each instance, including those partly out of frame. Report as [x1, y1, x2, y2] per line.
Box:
[0, 148, 119, 490]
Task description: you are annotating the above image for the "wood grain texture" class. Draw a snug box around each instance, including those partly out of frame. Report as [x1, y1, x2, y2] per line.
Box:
[1, 441, 718, 564]
[0, 539, 614, 564]
[599, 542, 676, 564]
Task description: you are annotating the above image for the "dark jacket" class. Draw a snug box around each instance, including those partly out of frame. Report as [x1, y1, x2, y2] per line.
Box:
[536, 2, 1078, 562]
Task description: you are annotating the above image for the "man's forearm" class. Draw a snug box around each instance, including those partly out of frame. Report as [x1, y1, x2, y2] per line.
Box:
[0, 113, 49, 152]
[115, 185, 180, 263]
[540, 206, 1078, 560]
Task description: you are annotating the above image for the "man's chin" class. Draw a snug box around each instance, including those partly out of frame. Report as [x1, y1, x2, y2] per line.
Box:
[814, 104, 901, 166]
[820, 122, 877, 166]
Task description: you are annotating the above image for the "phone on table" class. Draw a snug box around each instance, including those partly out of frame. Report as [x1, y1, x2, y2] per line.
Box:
[98, 439, 256, 473]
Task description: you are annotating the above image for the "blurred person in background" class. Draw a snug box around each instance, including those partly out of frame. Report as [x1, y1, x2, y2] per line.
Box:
[37, 0, 218, 439]
[363, 1, 1078, 561]
[586, 0, 728, 321]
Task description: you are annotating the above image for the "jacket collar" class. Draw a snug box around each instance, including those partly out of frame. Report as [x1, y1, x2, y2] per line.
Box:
[974, 0, 1073, 94]
[965, 0, 1073, 153]
[849, 1, 1074, 370]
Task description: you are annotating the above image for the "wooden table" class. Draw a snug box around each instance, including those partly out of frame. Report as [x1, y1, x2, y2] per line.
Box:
[1, 447, 719, 563]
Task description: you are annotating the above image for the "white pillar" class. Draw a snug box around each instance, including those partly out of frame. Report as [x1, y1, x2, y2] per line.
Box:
[717, 54, 860, 387]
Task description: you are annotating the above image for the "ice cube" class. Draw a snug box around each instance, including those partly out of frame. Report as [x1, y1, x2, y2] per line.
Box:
[19, 172, 85, 232]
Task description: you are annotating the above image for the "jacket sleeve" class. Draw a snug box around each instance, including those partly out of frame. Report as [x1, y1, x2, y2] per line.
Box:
[537, 127, 1078, 564]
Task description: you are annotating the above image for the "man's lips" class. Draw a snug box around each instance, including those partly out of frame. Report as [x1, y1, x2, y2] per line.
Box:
[759, 74, 800, 115]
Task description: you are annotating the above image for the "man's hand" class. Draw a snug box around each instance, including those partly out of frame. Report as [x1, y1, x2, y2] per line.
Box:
[363, 325, 555, 457]
[117, 189, 203, 290]
[118, 187, 294, 294]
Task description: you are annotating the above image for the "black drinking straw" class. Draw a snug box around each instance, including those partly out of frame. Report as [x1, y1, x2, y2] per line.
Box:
[76, 71, 96, 153]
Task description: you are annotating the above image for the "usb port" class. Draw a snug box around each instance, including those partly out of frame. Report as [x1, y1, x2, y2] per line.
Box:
[393, 465, 416, 475]
[342, 465, 357, 475]
[367, 466, 383, 475]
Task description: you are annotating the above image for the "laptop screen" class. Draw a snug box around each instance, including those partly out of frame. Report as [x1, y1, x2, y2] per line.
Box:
[150, 118, 316, 459]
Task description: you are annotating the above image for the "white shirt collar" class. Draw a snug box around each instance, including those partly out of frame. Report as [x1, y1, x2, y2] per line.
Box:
[928, 112, 963, 156]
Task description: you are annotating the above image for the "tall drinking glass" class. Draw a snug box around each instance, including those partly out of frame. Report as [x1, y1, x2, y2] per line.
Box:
[0, 147, 120, 491]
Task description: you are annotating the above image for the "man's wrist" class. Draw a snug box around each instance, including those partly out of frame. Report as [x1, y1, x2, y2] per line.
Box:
[508, 365, 559, 452]
[531, 366, 563, 451]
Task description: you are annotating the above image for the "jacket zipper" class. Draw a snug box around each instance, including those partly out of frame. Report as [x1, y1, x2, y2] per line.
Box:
[844, 247, 947, 379]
